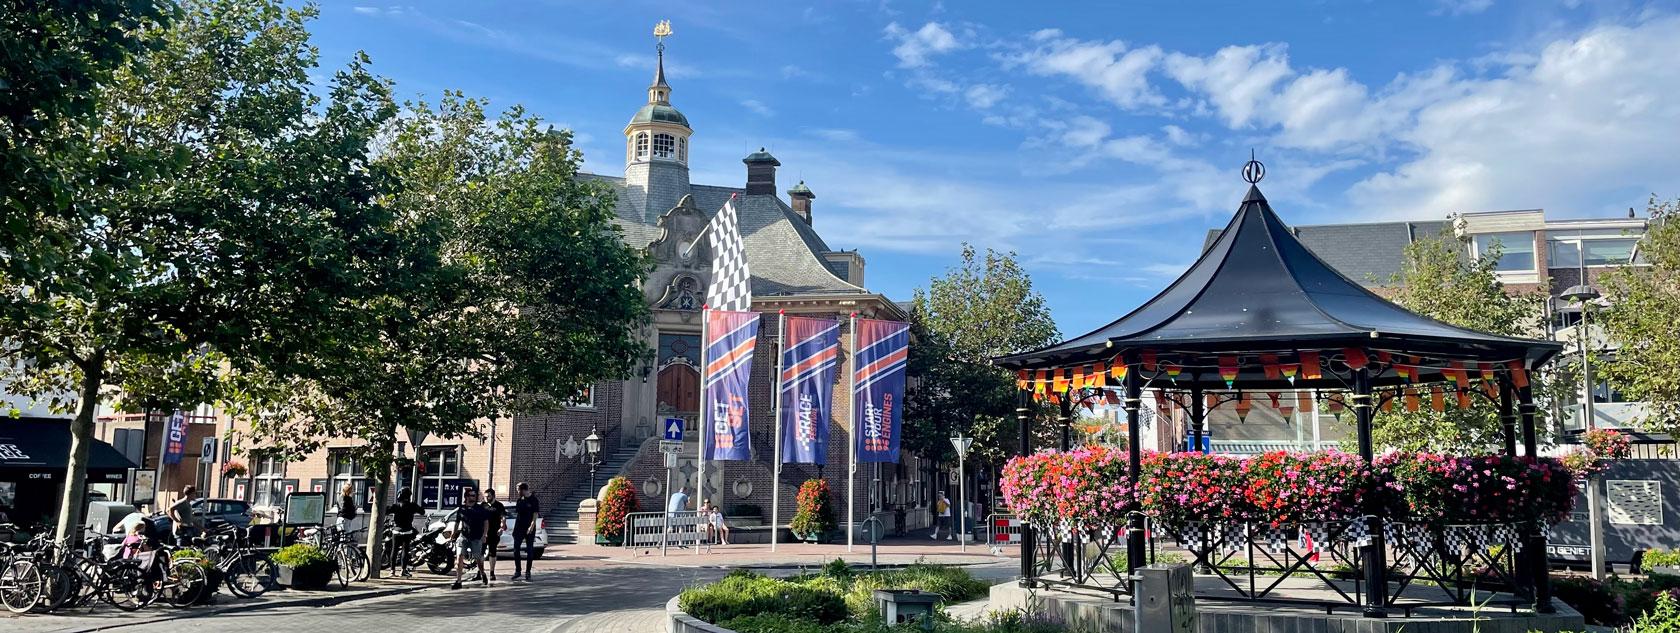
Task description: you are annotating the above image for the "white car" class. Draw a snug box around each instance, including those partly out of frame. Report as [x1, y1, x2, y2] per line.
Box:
[494, 516, 547, 558]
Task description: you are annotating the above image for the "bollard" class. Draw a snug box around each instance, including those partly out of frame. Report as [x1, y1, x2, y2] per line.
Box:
[1134, 564, 1196, 633]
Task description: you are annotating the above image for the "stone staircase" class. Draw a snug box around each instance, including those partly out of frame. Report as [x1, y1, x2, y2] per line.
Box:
[543, 444, 642, 544]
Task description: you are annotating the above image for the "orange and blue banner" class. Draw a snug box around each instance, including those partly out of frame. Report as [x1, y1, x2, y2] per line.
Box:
[704, 310, 760, 461]
[853, 318, 909, 463]
[781, 317, 839, 464]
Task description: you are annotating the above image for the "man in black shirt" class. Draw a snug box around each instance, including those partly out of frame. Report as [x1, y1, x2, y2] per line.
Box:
[449, 488, 492, 590]
[387, 488, 423, 577]
[511, 482, 540, 580]
[482, 489, 507, 581]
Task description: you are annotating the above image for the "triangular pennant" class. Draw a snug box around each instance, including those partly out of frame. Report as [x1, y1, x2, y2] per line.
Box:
[1016, 370, 1029, 391]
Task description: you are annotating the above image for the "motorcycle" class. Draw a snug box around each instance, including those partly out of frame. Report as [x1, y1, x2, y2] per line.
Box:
[417, 514, 456, 575]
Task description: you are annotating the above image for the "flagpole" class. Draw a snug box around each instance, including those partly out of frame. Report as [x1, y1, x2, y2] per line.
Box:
[847, 313, 858, 553]
[771, 310, 786, 552]
[698, 306, 709, 515]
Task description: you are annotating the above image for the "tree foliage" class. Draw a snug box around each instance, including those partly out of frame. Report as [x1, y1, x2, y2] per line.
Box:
[905, 244, 1059, 466]
[1369, 223, 1555, 452]
[1600, 197, 1680, 436]
[0, 0, 395, 539]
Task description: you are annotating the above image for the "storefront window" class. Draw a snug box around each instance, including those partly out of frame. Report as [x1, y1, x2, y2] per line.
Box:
[419, 447, 461, 510]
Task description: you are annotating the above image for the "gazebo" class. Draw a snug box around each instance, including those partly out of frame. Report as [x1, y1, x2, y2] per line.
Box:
[994, 160, 1563, 617]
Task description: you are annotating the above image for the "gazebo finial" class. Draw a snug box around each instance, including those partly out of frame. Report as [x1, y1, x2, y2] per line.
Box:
[1242, 149, 1265, 184]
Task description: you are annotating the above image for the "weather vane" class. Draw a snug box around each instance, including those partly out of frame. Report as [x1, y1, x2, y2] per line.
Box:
[1242, 148, 1265, 184]
[653, 19, 673, 52]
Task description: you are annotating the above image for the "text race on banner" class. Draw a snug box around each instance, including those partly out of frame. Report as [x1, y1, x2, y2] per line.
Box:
[780, 316, 840, 463]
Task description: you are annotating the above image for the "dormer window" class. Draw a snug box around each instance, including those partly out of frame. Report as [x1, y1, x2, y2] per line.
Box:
[653, 133, 675, 159]
[1471, 232, 1535, 273]
[678, 137, 687, 162]
[634, 132, 649, 160]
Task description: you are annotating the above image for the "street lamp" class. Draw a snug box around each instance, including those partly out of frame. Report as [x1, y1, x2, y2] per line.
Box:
[950, 431, 973, 553]
[584, 426, 603, 495]
[1561, 281, 1606, 580]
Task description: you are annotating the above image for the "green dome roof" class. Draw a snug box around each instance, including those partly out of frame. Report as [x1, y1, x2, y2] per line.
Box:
[630, 103, 690, 128]
[788, 180, 814, 197]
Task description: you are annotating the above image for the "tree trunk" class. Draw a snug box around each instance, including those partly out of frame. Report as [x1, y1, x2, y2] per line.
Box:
[56, 359, 105, 541]
[364, 452, 391, 580]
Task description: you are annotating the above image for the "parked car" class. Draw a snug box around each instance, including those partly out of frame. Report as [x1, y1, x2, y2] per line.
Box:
[137, 497, 254, 540]
[495, 516, 547, 558]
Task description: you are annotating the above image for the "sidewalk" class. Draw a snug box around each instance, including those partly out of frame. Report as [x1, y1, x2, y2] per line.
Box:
[0, 573, 450, 633]
[543, 533, 1021, 570]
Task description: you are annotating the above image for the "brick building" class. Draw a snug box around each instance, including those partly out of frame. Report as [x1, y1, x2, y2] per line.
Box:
[94, 37, 929, 542]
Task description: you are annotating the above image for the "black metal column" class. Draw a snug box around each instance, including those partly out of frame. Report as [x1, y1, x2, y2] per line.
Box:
[1353, 368, 1387, 618]
[1499, 380, 1517, 456]
[1059, 397, 1073, 451]
[1518, 383, 1556, 613]
[1124, 366, 1145, 595]
[1017, 388, 1035, 586]
[1189, 381, 1205, 453]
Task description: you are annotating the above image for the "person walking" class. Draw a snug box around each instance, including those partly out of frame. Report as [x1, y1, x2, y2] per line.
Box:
[387, 488, 423, 577]
[336, 483, 359, 533]
[667, 486, 690, 549]
[510, 482, 540, 580]
[450, 488, 492, 590]
[932, 491, 952, 541]
[168, 485, 202, 545]
[483, 489, 507, 581]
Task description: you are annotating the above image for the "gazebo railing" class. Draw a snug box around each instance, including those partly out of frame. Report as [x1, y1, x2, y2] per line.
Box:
[1023, 518, 1534, 612]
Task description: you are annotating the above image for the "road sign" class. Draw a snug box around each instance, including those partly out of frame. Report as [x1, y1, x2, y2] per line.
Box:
[662, 417, 685, 442]
[664, 452, 679, 468]
[660, 440, 684, 455]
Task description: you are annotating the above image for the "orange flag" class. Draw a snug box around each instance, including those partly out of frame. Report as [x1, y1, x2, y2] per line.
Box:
[1431, 387, 1446, 412]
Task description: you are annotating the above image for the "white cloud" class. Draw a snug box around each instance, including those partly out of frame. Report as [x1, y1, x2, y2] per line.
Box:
[1435, 0, 1495, 16]
[883, 22, 963, 68]
[809, 128, 861, 143]
[1004, 33, 1164, 109]
[1164, 44, 1293, 128]
[352, 6, 382, 15]
[964, 83, 1009, 108]
[740, 99, 774, 117]
[1060, 116, 1111, 148]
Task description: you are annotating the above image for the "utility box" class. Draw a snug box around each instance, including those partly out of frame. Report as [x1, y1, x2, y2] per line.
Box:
[1135, 564, 1196, 633]
[86, 501, 139, 536]
[874, 589, 942, 630]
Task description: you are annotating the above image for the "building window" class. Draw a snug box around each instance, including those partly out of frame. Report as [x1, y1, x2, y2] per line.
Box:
[1551, 238, 1639, 268]
[634, 133, 649, 160]
[1472, 232, 1535, 273]
[253, 455, 287, 507]
[677, 137, 687, 162]
[327, 449, 368, 510]
[565, 385, 595, 409]
[652, 133, 675, 159]
[418, 446, 460, 510]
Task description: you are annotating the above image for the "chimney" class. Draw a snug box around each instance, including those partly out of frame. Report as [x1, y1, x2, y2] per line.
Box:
[788, 180, 815, 224]
[743, 147, 779, 195]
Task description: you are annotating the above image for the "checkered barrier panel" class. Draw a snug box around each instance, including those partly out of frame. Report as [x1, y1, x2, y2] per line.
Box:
[988, 514, 1022, 544]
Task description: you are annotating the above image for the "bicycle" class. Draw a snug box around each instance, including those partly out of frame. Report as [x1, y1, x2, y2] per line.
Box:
[202, 524, 275, 598]
[0, 540, 45, 614]
[150, 543, 210, 608]
[304, 525, 368, 589]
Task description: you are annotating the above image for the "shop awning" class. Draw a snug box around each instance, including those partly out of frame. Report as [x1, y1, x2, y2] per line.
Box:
[0, 419, 138, 483]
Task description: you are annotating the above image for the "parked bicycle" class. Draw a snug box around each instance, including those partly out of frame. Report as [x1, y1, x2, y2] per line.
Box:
[303, 525, 368, 589]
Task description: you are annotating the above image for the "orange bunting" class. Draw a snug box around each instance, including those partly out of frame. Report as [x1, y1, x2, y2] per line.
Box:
[1053, 369, 1069, 393]
[1376, 351, 1392, 365]
[1109, 358, 1128, 382]
[1267, 392, 1282, 409]
[1297, 391, 1313, 412]
[1141, 350, 1158, 371]
[1404, 388, 1420, 412]
[1016, 370, 1029, 390]
[1450, 361, 1470, 389]
[1484, 379, 1498, 399]
[1344, 348, 1369, 370]
[1165, 363, 1183, 381]
[1431, 387, 1445, 412]
[1301, 351, 1322, 379]
[1219, 356, 1239, 387]
[1456, 389, 1472, 410]
[1072, 367, 1086, 390]
[1262, 354, 1280, 380]
[1280, 363, 1300, 383]
[1381, 393, 1395, 413]
[1507, 361, 1530, 389]
[1092, 362, 1108, 387]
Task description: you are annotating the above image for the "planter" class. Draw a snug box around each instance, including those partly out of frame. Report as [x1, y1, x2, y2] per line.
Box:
[1651, 565, 1680, 578]
[595, 533, 624, 546]
[276, 563, 335, 590]
[193, 568, 224, 604]
[796, 532, 829, 544]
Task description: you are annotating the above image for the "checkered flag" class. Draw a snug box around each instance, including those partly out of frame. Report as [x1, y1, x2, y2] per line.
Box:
[705, 197, 753, 311]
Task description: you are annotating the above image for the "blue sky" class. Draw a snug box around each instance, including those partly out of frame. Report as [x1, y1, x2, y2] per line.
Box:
[311, 1, 1680, 338]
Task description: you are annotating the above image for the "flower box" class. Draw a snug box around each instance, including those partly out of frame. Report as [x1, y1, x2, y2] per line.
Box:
[594, 533, 623, 546]
[276, 563, 334, 590]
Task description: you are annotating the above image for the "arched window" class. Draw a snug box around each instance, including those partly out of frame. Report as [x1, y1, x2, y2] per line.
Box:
[677, 137, 687, 162]
[652, 133, 675, 159]
[634, 132, 649, 160]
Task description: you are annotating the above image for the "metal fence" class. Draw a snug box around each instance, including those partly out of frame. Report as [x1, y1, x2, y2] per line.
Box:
[987, 513, 1022, 555]
[624, 511, 707, 556]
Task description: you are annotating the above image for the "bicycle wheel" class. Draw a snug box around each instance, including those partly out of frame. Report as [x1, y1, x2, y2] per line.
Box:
[1, 559, 45, 614]
[103, 562, 154, 611]
[349, 547, 370, 582]
[161, 559, 208, 608]
[225, 553, 273, 598]
[38, 564, 74, 613]
[71, 557, 103, 607]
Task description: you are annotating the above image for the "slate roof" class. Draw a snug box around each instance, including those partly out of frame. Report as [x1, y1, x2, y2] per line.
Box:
[582, 173, 864, 297]
[999, 184, 1562, 382]
[1205, 220, 1451, 286]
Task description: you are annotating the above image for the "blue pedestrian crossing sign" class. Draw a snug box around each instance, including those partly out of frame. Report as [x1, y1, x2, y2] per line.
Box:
[663, 417, 685, 442]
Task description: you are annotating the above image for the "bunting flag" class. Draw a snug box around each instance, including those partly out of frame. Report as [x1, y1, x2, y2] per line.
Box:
[1205, 392, 1220, 411]
[1301, 351, 1322, 379]
[1507, 361, 1530, 388]
[1450, 361, 1470, 389]
[1456, 389, 1472, 410]
[1484, 379, 1499, 399]
[1165, 363, 1182, 381]
[1267, 392, 1282, 409]
[1091, 362, 1108, 387]
[781, 316, 840, 464]
[1052, 369, 1069, 394]
[704, 309, 761, 461]
[1262, 354, 1280, 380]
[1404, 388, 1420, 412]
[1109, 357, 1128, 382]
[1072, 366, 1088, 390]
[1281, 363, 1299, 384]
[1376, 350, 1392, 366]
[1016, 370, 1029, 391]
[1479, 363, 1496, 383]
[1219, 356, 1238, 387]
[1343, 348, 1369, 370]
[1430, 386, 1446, 413]
[1297, 391, 1313, 412]
[1397, 363, 1412, 382]
[853, 318, 910, 463]
[1141, 350, 1158, 371]
[1381, 392, 1395, 413]
[1235, 392, 1252, 422]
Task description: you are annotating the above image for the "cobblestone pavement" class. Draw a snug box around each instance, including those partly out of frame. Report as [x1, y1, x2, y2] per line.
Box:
[1, 538, 1021, 633]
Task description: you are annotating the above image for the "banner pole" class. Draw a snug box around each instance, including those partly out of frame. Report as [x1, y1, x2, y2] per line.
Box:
[847, 313, 858, 553]
[771, 311, 785, 552]
[698, 307, 709, 515]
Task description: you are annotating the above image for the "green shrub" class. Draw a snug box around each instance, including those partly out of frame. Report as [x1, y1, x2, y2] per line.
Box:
[822, 558, 854, 582]
[171, 547, 215, 571]
[840, 564, 989, 618]
[1644, 548, 1680, 573]
[1630, 590, 1680, 633]
[1553, 575, 1623, 626]
[679, 570, 848, 625]
[270, 544, 333, 572]
[719, 614, 849, 633]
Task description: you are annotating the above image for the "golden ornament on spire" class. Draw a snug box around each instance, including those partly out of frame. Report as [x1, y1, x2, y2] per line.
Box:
[653, 19, 673, 41]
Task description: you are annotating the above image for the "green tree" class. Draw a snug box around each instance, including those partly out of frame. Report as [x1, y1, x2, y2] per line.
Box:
[1369, 223, 1554, 452]
[1600, 197, 1680, 436]
[905, 245, 1060, 467]
[232, 94, 650, 575]
[0, 0, 397, 539]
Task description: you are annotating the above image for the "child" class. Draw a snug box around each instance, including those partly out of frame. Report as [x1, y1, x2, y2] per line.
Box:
[121, 521, 150, 559]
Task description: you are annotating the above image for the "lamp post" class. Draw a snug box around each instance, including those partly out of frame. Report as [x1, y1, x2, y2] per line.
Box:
[1561, 282, 1606, 580]
[584, 426, 603, 497]
[950, 431, 973, 553]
